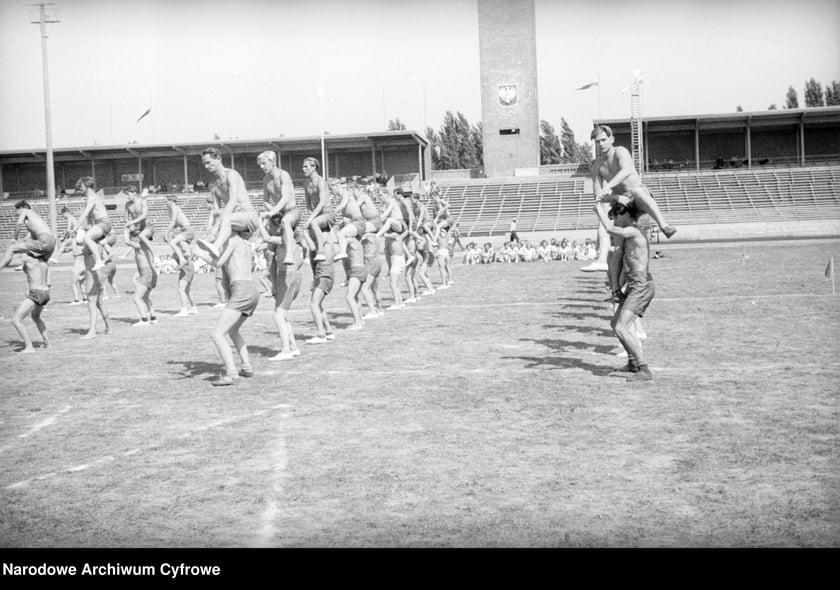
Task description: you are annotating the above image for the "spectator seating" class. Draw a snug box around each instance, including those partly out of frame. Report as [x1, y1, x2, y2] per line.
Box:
[438, 165, 840, 236]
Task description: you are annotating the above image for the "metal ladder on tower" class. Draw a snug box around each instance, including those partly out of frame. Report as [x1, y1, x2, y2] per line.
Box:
[630, 82, 644, 178]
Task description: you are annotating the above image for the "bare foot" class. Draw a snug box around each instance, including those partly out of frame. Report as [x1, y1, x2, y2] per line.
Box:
[42, 336, 50, 348]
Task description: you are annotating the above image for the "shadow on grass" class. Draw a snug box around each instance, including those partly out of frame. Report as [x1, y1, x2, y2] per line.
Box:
[549, 310, 613, 322]
[165, 359, 221, 381]
[543, 323, 615, 338]
[511, 337, 616, 376]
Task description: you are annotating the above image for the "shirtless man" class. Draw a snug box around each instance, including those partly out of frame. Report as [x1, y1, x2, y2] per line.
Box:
[202, 194, 228, 308]
[165, 194, 195, 270]
[360, 232, 385, 319]
[129, 230, 158, 327]
[308, 237, 336, 343]
[257, 218, 302, 361]
[376, 189, 414, 268]
[257, 151, 299, 266]
[591, 125, 676, 238]
[331, 177, 362, 261]
[301, 157, 336, 262]
[436, 224, 453, 288]
[342, 235, 367, 329]
[101, 231, 121, 299]
[196, 147, 260, 261]
[49, 206, 77, 263]
[208, 230, 260, 386]
[123, 186, 155, 256]
[431, 191, 453, 246]
[0, 200, 56, 273]
[81, 241, 112, 339]
[7, 252, 51, 353]
[75, 176, 112, 271]
[595, 201, 656, 382]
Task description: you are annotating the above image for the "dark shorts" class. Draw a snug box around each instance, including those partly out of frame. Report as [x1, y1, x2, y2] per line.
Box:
[92, 219, 113, 237]
[28, 288, 50, 307]
[229, 210, 260, 235]
[275, 269, 302, 311]
[21, 233, 56, 260]
[350, 218, 367, 236]
[313, 275, 334, 295]
[619, 272, 655, 318]
[348, 265, 367, 283]
[103, 259, 117, 280]
[226, 279, 260, 316]
[137, 264, 158, 290]
[365, 259, 382, 279]
[179, 261, 195, 283]
[388, 220, 406, 233]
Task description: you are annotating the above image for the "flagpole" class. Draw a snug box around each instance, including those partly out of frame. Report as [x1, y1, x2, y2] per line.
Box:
[597, 72, 601, 120]
[150, 97, 154, 143]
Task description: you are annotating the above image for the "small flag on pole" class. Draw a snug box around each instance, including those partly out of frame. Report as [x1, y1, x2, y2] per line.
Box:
[826, 256, 836, 295]
[576, 78, 599, 91]
[136, 106, 151, 123]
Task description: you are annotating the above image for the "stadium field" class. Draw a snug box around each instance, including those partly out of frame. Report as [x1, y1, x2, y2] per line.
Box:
[0, 238, 838, 547]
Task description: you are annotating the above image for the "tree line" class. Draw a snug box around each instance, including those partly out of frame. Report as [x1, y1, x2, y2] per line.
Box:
[739, 78, 840, 111]
[387, 113, 594, 171]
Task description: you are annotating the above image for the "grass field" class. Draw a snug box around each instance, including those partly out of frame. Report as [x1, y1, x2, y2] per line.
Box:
[0, 238, 838, 548]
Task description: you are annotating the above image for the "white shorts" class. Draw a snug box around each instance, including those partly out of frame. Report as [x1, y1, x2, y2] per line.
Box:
[436, 248, 450, 259]
[390, 254, 406, 276]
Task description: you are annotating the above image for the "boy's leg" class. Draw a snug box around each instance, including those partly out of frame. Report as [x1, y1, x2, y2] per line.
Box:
[11, 299, 36, 352]
[228, 314, 252, 375]
[211, 308, 244, 380]
[631, 186, 676, 238]
[30, 302, 49, 348]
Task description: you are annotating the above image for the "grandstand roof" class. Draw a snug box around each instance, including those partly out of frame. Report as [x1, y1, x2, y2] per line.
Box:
[0, 130, 429, 165]
[596, 105, 840, 132]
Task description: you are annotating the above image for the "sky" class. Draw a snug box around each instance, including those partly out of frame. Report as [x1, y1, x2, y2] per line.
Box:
[0, 0, 838, 152]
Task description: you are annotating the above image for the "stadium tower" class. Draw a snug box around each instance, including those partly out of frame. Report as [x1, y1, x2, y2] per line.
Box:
[477, 0, 540, 178]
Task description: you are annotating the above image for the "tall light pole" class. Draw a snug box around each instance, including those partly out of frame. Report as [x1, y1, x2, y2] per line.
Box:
[29, 3, 60, 235]
[317, 88, 328, 180]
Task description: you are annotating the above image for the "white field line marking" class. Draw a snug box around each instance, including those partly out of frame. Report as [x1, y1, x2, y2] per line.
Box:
[18, 405, 73, 439]
[4, 404, 292, 491]
[251, 409, 291, 548]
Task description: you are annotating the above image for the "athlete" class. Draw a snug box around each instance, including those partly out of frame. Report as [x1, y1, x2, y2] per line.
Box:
[75, 177, 112, 271]
[258, 150, 299, 266]
[165, 193, 195, 270]
[596, 201, 656, 382]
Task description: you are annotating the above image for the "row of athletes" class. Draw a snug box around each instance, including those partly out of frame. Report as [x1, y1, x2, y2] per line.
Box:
[0, 150, 457, 380]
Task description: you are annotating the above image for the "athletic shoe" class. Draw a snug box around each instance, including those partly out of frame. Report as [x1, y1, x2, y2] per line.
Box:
[313, 253, 326, 262]
[213, 302, 226, 308]
[325, 333, 336, 341]
[377, 310, 386, 317]
[173, 309, 190, 317]
[580, 262, 608, 272]
[306, 336, 328, 344]
[362, 312, 380, 320]
[334, 253, 348, 261]
[269, 351, 295, 361]
[291, 349, 302, 357]
[68, 300, 83, 306]
[211, 374, 238, 387]
[149, 318, 159, 325]
[386, 304, 404, 310]
[91, 261, 105, 271]
[132, 320, 150, 327]
[238, 367, 254, 378]
[404, 297, 417, 303]
[422, 290, 435, 296]
[188, 307, 198, 315]
[626, 367, 653, 382]
[609, 363, 639, 374]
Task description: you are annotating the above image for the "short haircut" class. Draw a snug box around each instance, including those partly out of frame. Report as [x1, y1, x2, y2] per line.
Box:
[15, 200, 30, 209]
[125, 185, 138, 194]
[303, 157, 320, 171]
[166, 193, 178, 202]
[590, 125, 613, 140]
[201, 147, 222, 160]
[257, 151, 276, 165]
[77, 176, 96, 190]
[609, 201, 641, 220]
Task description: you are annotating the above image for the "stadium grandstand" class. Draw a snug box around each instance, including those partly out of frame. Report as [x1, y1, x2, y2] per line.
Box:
[1, 107, 839, 244]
